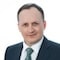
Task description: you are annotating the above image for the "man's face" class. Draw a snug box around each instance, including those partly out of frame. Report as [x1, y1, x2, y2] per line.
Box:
[18, 7, 46, 46]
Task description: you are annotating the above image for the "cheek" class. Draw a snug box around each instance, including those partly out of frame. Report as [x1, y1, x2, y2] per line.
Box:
[20, 28, 27, 35]
[36, 25, 43, 31]
[35, 26, 44, 34]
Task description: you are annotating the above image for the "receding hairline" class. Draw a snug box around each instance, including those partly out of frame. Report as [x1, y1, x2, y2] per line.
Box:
[17, 3, 44, 21]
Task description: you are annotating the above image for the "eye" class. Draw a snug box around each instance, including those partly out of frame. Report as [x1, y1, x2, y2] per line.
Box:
[22, 23, 28, 27]
[33, 22, 39, 26]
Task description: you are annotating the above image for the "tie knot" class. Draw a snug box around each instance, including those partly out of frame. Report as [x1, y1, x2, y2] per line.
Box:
[26, 48, 33, 55]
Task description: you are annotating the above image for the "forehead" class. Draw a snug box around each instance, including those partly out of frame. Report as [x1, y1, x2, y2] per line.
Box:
[19, 7, 43, 23]
[20, 7, 40, 14]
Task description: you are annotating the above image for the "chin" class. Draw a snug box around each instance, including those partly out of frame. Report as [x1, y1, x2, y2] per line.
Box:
[28, 39, 39, 43]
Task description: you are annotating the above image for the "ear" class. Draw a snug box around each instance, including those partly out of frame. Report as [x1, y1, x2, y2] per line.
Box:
[17, 23, 21, 32]
[43, 20, 46, 29]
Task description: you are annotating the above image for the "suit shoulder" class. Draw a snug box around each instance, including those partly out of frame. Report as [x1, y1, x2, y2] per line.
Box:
[44, 37, 60, 49]
[44, 37, 60, 48]
[5, 42, 23, 60]
[46, 39, 60, 50]
[6, 42, 23, 51]
[48, 40, 60, 47]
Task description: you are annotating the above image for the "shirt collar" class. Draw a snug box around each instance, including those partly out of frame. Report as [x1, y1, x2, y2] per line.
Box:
[31, 36, 44, 53]
[23, 36, 44, 53]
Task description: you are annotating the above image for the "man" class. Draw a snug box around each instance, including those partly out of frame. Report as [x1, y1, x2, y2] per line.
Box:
[5, 3, 60, 60]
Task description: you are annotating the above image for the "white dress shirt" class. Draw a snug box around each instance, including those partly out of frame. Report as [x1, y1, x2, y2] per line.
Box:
[20, 36, 44, 60]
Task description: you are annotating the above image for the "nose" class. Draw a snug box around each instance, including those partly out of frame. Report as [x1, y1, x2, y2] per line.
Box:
[28, 25, 34, 33]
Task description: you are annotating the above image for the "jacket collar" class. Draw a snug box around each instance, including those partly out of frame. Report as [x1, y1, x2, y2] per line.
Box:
[36, 36, 51, 60]
[18, 36, 51, 60]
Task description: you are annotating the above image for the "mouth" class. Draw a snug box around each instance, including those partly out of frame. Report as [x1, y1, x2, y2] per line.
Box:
[27, 33, 37, 37]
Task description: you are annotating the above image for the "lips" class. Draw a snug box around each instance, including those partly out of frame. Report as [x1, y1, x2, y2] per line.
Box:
[27, 33, 36, 36]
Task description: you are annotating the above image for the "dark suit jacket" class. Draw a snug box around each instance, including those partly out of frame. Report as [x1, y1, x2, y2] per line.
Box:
[5, 37, 60, 60]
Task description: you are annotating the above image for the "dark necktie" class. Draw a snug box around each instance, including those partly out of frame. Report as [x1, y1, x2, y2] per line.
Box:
[25, 48, 33, 60]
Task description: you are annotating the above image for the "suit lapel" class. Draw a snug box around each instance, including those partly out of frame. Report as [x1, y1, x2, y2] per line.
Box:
[36, 37, 51, 60]
[15, 42, 23, 60]
[17, 37, 51, 60]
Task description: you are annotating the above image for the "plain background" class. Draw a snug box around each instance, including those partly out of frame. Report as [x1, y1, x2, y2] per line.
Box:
[0, 0, 60, 60]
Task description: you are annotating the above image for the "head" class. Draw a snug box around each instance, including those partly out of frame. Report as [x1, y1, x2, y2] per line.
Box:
[17, 3, 46, 46]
